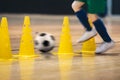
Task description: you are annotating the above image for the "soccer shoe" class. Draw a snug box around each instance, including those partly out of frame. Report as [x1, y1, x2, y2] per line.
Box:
[76, 28, 97, 43]
[96, 41, 115, 54]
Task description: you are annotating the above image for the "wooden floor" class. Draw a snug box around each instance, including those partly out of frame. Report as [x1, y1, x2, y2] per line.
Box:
[0, 14, 120, 80]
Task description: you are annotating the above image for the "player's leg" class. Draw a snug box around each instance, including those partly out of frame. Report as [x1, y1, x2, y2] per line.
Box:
[87, 0, 114, 54]
[71, 0, 84, 12]
[71, 0, 97, 43]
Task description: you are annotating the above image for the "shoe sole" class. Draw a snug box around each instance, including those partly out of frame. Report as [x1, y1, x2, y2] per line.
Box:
[96, 42, 115, 54]
[78, 33, 97, 43]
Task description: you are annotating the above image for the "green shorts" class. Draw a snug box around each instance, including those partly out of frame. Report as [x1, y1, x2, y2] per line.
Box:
[76, 0, 106, 14]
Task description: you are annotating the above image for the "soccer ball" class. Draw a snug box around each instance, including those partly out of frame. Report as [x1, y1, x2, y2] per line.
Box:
[34, 32, 55, 53]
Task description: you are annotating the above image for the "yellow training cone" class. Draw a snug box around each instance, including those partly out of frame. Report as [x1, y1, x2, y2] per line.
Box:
[1, 17, 12, 51]
[81, 20, 96, 57]
[81, 38, 96, 57]
[0, 17, 12, 60]
[19, 16, 37, 58]
[58, 16, 74, 55]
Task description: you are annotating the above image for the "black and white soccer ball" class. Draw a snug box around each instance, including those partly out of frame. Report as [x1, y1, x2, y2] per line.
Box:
[34, 32, 55, 53]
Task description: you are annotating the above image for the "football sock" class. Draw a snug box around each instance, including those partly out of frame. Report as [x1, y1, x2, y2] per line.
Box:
[93, 19, 112, 42]
[75, 9, 92, 31]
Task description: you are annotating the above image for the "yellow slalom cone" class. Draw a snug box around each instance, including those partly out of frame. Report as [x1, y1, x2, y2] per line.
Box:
[19, 16, 37, 58]
[57, 16, 74, 55]
[1, 17, 12, 51]
[81, 20, 96, 57]
[0, 17, 12, 60]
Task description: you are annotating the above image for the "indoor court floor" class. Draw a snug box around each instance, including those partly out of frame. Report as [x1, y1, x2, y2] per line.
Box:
[0, 14, 120, 80]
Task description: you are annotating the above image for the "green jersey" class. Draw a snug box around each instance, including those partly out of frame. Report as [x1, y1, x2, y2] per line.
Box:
[76, 0, 106, 13]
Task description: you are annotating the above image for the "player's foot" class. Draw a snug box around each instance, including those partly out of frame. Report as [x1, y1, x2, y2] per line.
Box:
[76, 28, 97, 43]
[96, 41, 115, 54]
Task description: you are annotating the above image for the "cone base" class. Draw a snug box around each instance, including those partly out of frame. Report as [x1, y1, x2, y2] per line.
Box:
[0, 57, 17, 62]
[81, 51, 95, 57]
[13, 54, 39, 59]
[52, 52, 81, 57]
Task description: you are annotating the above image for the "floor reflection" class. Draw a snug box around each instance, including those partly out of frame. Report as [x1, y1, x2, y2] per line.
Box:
[80, 57, 96, 80]
[0, 61, 12, 80]
[19, 58, 35, 80]
[58, 54, 74, 80]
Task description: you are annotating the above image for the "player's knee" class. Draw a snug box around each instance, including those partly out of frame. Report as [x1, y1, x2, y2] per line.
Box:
[71, 1, 84, 12]
[71, 2, 78, 12]
[88, 14, 98, 22]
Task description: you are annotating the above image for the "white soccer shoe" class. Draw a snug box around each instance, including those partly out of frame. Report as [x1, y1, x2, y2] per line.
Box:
[96, 41, 115, 54]
[76, 28, 97, 43]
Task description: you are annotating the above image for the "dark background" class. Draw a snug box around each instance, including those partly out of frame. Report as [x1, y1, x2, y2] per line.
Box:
[112, 0, 120, 15]
[0, 0, 119, 15]
[0, 0, 74, 14]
